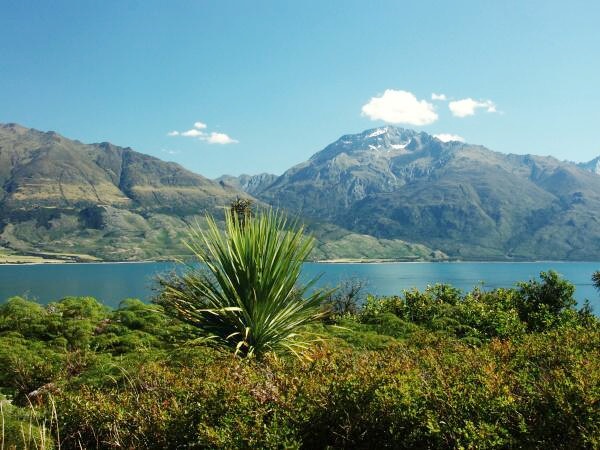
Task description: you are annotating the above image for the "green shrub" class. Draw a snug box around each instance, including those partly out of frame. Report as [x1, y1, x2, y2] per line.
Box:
[358, 273, 593, 342]
[453, 288, 525, 340]
[0, 296, 48, 338]
[514, 270, 578, 331]
[0, 296, 110, 349]
[0, 335, 64, 404]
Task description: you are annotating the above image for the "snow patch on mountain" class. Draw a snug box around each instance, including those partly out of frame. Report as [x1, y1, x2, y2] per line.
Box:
[367, 128, 388, 138]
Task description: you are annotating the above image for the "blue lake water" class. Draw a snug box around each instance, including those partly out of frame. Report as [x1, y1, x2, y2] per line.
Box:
[0, 261, 598, 311]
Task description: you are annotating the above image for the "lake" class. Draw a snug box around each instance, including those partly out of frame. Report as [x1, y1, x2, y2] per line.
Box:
[0, 261, 598, 311]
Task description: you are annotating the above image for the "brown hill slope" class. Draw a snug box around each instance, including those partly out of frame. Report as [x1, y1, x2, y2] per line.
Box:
[0, 123, 246, 261]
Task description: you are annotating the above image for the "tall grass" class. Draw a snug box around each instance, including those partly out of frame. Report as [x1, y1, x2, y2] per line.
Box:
[0, 395, 58, 450]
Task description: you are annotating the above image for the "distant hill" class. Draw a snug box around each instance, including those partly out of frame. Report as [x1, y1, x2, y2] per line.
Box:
[215, 173, 278, 196]
[0, 123, 443, 262]
[578, 156, 600, 175]
[250, 126, 600, 260]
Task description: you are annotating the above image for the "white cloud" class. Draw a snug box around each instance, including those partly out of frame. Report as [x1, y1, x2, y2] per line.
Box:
[161, 148, 180, 155]
[434, 133, 465, 143]
[167, 121, 237, 144]
[181, 129, 204, 137]
[361, 89, 438, 126]
[202, 132, 238, 145]
[448, 98, 497, 117]
[431, 93, 447, 101]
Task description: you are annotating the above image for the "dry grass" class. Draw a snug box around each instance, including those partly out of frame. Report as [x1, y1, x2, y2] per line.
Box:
[0, 395, 59, 450]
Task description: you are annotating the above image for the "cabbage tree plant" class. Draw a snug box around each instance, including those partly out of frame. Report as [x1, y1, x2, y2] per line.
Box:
[158, 208, 328, 358]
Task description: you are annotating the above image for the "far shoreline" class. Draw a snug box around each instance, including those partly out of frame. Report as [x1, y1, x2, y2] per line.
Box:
[313, 259, 600, 264]
[1, 257, 599, 266]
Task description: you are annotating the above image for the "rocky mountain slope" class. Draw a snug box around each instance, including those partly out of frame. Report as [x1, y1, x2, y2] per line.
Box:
[251, 127, 600, 260]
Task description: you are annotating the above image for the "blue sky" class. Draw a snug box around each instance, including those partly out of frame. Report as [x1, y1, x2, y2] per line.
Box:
[1, 0, 599, 178]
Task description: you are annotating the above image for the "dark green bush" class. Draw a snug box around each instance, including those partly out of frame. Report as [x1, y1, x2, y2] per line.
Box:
[0, 335, 64, 404]
[0, 296, 192, 403]
[0, 296, 49, 338]
[514, 270, 577, 331]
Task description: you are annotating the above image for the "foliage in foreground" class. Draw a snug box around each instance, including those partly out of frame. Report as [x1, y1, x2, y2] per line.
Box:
[0, 270, 598, 449]
[158, 209, 328, 358]
[3, 330, 598, 449]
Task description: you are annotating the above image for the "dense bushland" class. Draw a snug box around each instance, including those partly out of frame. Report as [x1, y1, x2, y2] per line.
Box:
[0, 270, 598, 448]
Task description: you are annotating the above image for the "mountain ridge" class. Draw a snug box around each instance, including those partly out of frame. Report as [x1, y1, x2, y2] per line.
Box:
[0, 122, 245, 212]
[3, 122, 599, 262]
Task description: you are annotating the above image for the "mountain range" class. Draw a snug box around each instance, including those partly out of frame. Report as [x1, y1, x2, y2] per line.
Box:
[0, 123, 440, 262]
[222, 126, 600, 260]
[1, 122, 599, 262]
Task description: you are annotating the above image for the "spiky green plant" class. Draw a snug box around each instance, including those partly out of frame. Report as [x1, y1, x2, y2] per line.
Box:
[158, 209, 329, 358]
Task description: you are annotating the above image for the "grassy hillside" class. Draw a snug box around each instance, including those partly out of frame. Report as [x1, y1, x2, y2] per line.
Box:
[0, 123, 250, 261]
